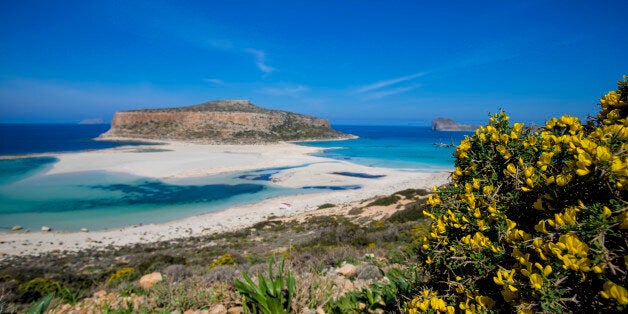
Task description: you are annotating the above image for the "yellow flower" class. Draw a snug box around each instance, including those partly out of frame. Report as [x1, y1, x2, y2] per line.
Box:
[483, 185, 494, 195]
[602, 206, 612, 217]
[556, 174, 569, 186]
[506, 219, 517, 231]
[431, 297, 448, 311]
[475, 295, 495, 308]
[530, 273, 543, 290]
[600, 91, 620, 107]
[592, 263, 604, 274]
[534, 220, 548, 233]
[575, 167, 590, 176]
[507, 163, 517, 175]
[600, 281, 628, 305]
[596, 146, 612, 162]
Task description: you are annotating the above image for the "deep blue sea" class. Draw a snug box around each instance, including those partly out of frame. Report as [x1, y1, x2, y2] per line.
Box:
[0, 124, 149, 155]
[0, 124, 469, 231]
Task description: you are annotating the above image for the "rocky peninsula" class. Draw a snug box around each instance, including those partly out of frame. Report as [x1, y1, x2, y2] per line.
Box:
[99, 100, 351, 143]
[431, 117, 478, 131]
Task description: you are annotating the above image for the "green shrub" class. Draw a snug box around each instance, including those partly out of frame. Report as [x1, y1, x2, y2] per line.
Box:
[25, 293, 53, 314]
[106, 267, 135, 286]
[387, 201, 427, 223]
[210, 253, 236, 269]
[317, 203, 336, 209]
[395, 188, 430, 199]
[367, 195, 400, 207]
[406, 79, 628, 313]
[347, 207, 364, 215]
[18, 278, 60, 302]
[234, 258, 295, 314]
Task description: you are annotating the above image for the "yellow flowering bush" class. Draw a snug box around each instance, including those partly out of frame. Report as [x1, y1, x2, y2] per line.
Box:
[409, 78, 627, 313]
[210, 253, 236, 269]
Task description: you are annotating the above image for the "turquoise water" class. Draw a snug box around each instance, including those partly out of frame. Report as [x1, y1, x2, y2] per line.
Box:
[0, 124, 468, 232]
[0, 158, 306, 231]
[298, 125, 469, 171]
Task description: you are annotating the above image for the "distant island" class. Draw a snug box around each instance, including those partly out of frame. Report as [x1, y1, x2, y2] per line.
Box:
[431, 117, 478, 131]
[99, 100, 352, 143]
[78, 118, 106, 125]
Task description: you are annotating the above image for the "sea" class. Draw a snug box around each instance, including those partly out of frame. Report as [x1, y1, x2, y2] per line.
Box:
[0, 124, 470, 232]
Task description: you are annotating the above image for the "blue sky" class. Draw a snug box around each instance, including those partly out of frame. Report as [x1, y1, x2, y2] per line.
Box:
[0, 0, 626, 125]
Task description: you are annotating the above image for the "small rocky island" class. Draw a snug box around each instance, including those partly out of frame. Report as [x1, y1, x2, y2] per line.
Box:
[431, 117, 478, 131]
[100, 100, 351, 143]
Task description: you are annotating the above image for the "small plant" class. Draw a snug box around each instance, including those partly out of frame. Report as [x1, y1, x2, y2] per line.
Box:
[25, 293, 53, 314]
[347, 207, 364, 215]
[367, 195, 400, 207]
[106, 267, 136, 286]
[317, 203, 336, 209]
[234, 258, 295, 314]
[210, 253, 236, 269]
[18, 278, 60, 302]
[395, 188, 430, 199]
[326, 283, 399, 313]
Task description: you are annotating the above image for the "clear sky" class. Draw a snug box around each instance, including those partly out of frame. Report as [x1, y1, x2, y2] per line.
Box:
[0, 0, 626, 125]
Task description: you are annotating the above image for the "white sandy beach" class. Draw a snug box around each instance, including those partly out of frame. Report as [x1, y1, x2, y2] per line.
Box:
[0, 141, 451, 258]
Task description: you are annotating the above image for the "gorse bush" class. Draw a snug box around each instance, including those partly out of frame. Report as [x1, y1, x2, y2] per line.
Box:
[409, 78, 627, 313]
[210, 253, 236, 269]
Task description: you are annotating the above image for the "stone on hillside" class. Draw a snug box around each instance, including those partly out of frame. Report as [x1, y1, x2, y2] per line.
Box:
[226, 307, 243, 314]
[139, 272, 163, 290]
[336, 263, 357, 276]
[209, 304, 227, 314]
[93, 290, 107, 299]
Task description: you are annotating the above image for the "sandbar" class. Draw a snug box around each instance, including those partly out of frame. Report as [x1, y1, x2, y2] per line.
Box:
[0, 141, 451, 259]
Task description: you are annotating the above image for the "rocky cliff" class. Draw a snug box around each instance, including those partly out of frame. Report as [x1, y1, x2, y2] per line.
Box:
[431, 117, 478, 131]
[100, 100, 351, 143]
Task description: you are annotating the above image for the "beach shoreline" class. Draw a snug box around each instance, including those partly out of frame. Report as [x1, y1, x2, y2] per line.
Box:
[0, 140, 451, 259]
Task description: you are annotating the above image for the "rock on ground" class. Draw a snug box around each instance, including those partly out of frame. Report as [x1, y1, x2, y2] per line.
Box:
[139, 272, 163, 290]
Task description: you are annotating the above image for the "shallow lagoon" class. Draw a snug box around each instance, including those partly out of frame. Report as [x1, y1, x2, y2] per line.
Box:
[0, 158, 311, 232]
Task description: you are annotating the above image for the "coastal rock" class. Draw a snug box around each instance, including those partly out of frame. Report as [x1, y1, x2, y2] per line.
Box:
[139, 272, 163, 290]
[432, 117, 477, 131]
[100, 100, 352, 143]
[41, 226, 51, 232]
[80, 228, 89, 233]
[11, 226, 22, 231]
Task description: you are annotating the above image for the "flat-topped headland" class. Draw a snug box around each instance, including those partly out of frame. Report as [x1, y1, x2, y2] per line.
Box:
[99, 100, 352, 143]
